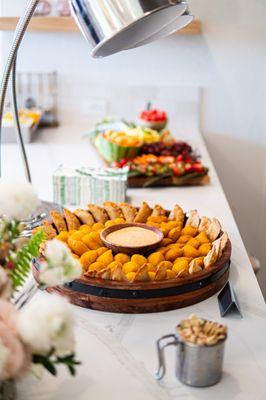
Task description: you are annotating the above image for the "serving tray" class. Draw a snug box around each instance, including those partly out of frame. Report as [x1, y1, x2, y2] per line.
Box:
[34, 239, 231, 314]
[128, 174, 210, 188]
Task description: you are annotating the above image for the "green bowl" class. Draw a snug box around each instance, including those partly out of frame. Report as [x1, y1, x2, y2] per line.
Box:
[95, 134, 141, 163]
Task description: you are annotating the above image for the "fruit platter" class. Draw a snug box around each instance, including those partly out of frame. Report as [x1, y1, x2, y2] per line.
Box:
[34, 201, 231, 313]
[88, 107, 210, 188]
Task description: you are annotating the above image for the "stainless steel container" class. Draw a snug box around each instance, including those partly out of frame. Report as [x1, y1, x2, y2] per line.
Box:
[69, 0, 189, 57]
[155, 332, 227, 387]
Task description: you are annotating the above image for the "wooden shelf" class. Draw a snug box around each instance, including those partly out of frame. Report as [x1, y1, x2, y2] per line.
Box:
[0, 16, 201, 35]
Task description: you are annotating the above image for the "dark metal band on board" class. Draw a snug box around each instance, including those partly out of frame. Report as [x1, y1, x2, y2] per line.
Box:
[64, 261, 230, 299]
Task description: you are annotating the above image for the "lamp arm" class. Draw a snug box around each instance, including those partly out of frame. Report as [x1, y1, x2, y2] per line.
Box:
[0, 0, 39, 179]
[11, 55, 32, 182]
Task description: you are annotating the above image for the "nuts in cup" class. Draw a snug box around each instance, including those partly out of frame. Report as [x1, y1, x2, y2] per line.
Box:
[177, 314, 227, 346]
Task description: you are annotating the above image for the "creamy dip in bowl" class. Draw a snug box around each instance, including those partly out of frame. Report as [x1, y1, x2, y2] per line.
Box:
[106, 226, 159, 247]
[100, 223, 164, 255]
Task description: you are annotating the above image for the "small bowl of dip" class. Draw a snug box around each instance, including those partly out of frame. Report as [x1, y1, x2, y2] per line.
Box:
[100, 223, 164, 255]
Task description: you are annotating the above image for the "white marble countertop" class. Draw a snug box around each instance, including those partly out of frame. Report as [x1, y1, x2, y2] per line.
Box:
[2, 125, 266, 399]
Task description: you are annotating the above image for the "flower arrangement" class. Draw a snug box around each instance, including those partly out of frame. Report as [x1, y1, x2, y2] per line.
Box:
[0, 180, 82, 386]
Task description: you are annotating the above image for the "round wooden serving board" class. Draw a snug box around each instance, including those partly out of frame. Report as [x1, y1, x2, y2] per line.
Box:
[35, 240, 231, 314]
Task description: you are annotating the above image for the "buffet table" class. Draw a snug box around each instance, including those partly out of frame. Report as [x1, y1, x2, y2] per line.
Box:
[3, 125, 266, 399]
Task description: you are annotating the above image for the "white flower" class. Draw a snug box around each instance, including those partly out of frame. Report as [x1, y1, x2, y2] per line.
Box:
[39, 239, 82, 287]
[18, 294, 75, 357]
[0, 180, 39, 221]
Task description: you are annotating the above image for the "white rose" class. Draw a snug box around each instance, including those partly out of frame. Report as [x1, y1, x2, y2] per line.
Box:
[39, 239, 82, 287]
[0, 180, 39, 221]
[18, 295, 75, 357]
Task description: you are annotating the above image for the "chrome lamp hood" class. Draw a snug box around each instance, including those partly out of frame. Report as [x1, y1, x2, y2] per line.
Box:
[0, 0, 193, 182]
[69, 0, 192, 58]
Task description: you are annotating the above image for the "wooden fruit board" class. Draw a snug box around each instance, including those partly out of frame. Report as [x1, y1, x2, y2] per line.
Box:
[34, 240, 231, 314]
[128, 174, 210, 188]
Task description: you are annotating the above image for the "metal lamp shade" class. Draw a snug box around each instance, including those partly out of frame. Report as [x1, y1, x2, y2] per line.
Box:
[127, 11, 194, 50]
[69, 0, 189, 58]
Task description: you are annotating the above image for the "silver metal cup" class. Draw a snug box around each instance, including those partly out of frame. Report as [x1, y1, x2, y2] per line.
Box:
[155, 331, 227, 387]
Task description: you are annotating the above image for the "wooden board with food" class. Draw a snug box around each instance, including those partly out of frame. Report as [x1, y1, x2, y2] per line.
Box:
[34, 201, 231, 313]
[88, 107, 210, 188]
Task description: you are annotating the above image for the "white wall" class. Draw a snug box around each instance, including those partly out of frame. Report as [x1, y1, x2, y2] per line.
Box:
[1, 0, 266, 295]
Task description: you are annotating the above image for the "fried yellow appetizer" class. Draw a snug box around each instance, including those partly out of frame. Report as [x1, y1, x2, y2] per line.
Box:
[126, 272, 137, 282]
[97, 267, 112, 280]
[189, 260, 202, 274]
[161, 238, 173, 246]
[172, 259, 189, 273]
[187, 238, 201, 249]
[156, 246, 168, 255]
[196, 231, 210, 244]
[74, 209, 95, 226]
[89, 231, 102, 245]
[97, 249, 113, 266]
[36, 220, 57, 239]
[119, 202, 137, 222]
[166, 270, 176, 279]
[87, 204, 109, 223]
[154, 263, 168, 281]
[91, 222, 105, 231]
[158, 261, 172, 269]
[108, 261, 122, 270]
[186, 210, 200, 228]
[134, 264, 150, 282]
[82, 233, 101, 250]
[64, 209, 81, 230]
[206, 218, 221, 242]
[80, 250, 98, 270]
[146, 262, 157, 272]
[215, 232, 228, 257]
[70, 231, 86, 241]
[177, 235, 192, 244]
[193, 257, 204, 267]
[183, 245, 199, 258]
[204, 245, 219, 268]
[151, 204, 167, 217]
[198, 216, 211, 233]
[199, 243, 211, 256]
[169, 204, 185, 226]
[68, 238, 89, 256]
[165, 247, 183, 261]
[131, 254, 147, 266]
[96, 247, 109, 257]
[134, 201, 152, 223]
[148, 271, 156, 280]
[56, 231, 69, 243]
[115, 253, 130, 264]
[181, 225, 198, 237]
[104, 201, 124, 220]
[148, 252, 165, 266]
[168, 227, 181, 241]
[79, 225, 91, 233]
[112, 264, 126, 281]
[50, 210, 67, 232]
[123, 261, 139, 274]
[88, 261, 106, 272]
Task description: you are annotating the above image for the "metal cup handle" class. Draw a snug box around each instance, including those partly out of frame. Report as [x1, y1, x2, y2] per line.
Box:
[155, 334, 179, 380]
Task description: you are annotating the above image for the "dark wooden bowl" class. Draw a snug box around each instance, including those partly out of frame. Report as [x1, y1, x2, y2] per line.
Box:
[100, 223, 164, 255]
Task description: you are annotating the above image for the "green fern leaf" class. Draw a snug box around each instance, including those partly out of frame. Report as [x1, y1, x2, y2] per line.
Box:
[9, 230, 45, 289]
